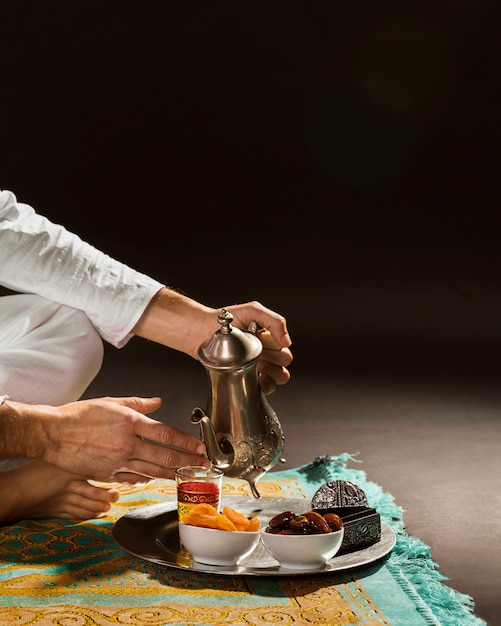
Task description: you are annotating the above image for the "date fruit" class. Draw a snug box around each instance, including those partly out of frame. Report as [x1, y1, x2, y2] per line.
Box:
[265, 510, 343, 535]
[268, 511, 297, 532]
[324, 513, 343, 532]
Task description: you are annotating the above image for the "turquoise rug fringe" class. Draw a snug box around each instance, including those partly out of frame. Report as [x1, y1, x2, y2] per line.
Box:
[280, 453, 487, 626]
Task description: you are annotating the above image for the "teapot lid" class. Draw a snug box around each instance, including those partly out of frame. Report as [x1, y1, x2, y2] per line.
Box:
[198, 308, 262, 369]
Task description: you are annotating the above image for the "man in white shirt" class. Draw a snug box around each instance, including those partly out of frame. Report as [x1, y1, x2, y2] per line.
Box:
[0, 189, 292, 524]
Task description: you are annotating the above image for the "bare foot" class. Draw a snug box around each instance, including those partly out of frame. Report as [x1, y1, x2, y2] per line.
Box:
[0, 460, 120, 525]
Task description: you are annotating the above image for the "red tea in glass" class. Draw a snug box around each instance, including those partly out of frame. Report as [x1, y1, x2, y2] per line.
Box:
[175, 466, 223, 520]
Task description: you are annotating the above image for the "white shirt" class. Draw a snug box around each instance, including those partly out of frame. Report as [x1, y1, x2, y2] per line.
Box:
[0, 189, 163, 348]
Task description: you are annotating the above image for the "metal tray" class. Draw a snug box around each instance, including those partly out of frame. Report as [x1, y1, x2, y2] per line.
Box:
[112, 496, 396, 577]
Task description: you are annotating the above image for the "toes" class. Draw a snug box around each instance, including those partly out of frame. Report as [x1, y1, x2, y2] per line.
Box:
[57, 502, 112, 521]
[72, 480, 120, 503]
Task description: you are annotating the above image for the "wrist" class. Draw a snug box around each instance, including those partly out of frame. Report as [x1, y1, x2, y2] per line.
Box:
[0, 400, 51, 461]
[132, 287, 219, 358]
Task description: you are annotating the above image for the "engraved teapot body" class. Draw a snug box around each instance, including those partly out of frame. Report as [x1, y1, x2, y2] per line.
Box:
[191, 309, 285, 498]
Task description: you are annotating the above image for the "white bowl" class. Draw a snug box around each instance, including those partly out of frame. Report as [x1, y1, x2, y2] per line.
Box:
[259, 527, 344, 570]
[179, 522, 260, 566]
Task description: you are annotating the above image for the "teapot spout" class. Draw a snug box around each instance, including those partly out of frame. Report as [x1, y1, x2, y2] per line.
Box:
[191, 407, 234, 469]
[247, 478, 261, 499]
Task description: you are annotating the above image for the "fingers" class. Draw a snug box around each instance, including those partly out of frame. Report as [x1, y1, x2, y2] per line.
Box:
[113, 415, 210, 481]
[224, 304, 293, 393]
[100, 395, 163, 414]
[112, 471, 155, 484]
[255, 329, 292, 393]
[101, 397, 209, 456]
[257, 359, 291, 395]
[258, 332, 293, 367]
[110, 446, 211, 483]
[259, 373, 277, 396]
[226, 302, 292, 349]
[256, 329, 291, 356]
[134, 420, 207, 457]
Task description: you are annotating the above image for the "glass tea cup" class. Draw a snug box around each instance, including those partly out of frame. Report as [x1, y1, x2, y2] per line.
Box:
[175, 465, 224, 521]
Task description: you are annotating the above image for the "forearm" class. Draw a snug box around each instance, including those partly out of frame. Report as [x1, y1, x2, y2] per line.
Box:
[0, 400, 48, 461]
[131, 287, 219, 359]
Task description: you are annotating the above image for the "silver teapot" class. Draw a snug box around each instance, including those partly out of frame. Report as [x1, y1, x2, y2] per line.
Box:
[190, 308, 285, 498]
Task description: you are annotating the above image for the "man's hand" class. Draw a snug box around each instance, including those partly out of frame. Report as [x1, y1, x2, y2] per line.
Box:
[132, 289, 293, 395]
[5, 396, 209, 484]
[225, 302, 293, 395]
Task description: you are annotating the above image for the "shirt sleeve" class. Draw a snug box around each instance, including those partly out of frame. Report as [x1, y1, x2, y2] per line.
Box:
[0, 189, 164, 348]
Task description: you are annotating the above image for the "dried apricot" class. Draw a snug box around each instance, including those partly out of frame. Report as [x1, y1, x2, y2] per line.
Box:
[190, 503, 219, 516]
[245, 516, 260, 532]
[215, 514, 237, 531]
[182, 513, 219, 529]
[181, 503, 259, 532]
[223, 506, 251, 531]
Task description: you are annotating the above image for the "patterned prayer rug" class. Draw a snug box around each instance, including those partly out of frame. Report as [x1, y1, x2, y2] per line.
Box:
[0, 454, 486, 625]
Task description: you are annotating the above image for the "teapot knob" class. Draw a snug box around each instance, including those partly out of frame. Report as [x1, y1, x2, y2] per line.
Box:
[217, 308, 233, 333]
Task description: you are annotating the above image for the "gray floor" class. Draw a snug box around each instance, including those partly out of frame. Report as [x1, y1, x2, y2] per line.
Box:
[85, 337, 501, 626]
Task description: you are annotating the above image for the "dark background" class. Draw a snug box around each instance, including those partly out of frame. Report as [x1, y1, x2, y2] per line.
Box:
[1, 0, 499, 371]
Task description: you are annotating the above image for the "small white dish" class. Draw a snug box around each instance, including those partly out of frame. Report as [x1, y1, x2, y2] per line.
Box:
[259, 527, 344, 570]
[178, 523, 260, 566]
